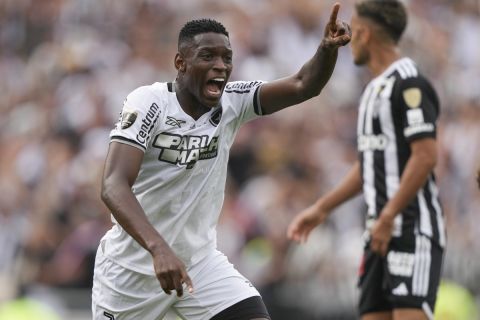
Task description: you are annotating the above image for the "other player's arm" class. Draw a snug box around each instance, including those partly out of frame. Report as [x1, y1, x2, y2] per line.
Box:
[370, 138, 437, 256]
[101, 142, 193, 296]
[259, 3, 351, 115]
[477, 167, 480, 189]
[288, 161, 362, 243]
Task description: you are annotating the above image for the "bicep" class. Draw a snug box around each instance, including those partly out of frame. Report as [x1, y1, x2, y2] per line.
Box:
[103, 142, 144, 187]
[409, 138, 437, 166]
[258, 75, 303, 114]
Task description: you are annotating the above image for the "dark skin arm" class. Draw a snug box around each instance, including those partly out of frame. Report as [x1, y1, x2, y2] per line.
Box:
[370, 138, 437, 256]
[101, 142, 193, 297]
[259, 3, 351, 115]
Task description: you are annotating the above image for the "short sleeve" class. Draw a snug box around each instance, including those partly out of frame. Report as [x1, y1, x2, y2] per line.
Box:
[224, 80, 265, 124]
[395, 76, 439, 142]
[110, 86, 163, 151]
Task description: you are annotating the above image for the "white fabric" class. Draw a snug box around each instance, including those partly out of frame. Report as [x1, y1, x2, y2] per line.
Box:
[92, 247, 260, 320]
[101, 81, 263, 274]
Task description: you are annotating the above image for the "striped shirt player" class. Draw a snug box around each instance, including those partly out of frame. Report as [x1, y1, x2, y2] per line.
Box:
[357, 57, 446, 317]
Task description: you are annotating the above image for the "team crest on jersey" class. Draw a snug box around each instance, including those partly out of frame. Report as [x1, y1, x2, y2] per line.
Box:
[209, 107, 222, 126]
[120, 110, 138, 129]
[403, 88, 422, 108]
[165, 116, 186, 128]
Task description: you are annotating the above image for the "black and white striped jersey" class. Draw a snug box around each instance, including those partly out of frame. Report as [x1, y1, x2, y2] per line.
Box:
[357, 57, 446, 247]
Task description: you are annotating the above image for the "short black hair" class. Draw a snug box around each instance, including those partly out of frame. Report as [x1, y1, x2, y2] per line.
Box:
[355, 0, 407, 43]
[178, 19, 229, 49]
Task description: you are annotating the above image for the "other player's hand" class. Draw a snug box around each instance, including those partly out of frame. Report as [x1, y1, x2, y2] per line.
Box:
[322, 2, 351, 49]
[151, 246, 194, 297]
[287, 202, 329, 243]
[370, 214, 394, 257]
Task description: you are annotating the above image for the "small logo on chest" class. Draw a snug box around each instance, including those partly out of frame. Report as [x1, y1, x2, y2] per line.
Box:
[166, 116, 186, 128]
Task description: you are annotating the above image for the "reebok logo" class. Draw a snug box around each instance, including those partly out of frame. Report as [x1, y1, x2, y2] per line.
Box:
[165, 116, 186, 128]
[392, 283, 409, 296]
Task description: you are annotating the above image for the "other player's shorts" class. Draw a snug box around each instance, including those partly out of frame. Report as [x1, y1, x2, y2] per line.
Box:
[358, 234, 444, 319]
[92, 247, 261, 320]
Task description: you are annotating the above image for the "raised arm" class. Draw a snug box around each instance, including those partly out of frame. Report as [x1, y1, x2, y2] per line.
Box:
[259, 3, 351, 115]
[101, 142, 193, 296]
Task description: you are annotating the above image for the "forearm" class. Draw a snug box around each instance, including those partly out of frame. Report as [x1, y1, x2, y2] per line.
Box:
[296, 43, 338, 99]
[101, 180, 169, 255]
[317, 161, 362, 211]
[381, 153, 435, 220]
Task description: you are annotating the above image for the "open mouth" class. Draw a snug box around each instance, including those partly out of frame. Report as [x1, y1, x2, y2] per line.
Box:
[205, 78, 225, 99]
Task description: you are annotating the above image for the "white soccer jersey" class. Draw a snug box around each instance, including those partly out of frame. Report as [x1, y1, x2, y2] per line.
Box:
[101, 80, 264, 275]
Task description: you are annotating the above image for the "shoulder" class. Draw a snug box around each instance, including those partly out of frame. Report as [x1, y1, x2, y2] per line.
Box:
[390, 59, 438, 103]
[391, 59, 435, 91]
[127, 82, 169, 102]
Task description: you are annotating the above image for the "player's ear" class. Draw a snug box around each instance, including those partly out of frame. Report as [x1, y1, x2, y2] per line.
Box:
[174, 53, 186, 73]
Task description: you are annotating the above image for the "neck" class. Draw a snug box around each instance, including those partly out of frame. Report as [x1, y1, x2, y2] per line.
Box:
[174, 81, 210, 120]
[367, 43, 401, 77]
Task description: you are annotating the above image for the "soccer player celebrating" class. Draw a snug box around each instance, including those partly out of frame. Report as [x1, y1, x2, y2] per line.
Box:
[92, 4, 351, 320]
[288, 1, 445, 320]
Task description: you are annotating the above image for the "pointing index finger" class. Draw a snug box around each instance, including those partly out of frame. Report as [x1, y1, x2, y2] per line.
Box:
[329, 2, 341, 26]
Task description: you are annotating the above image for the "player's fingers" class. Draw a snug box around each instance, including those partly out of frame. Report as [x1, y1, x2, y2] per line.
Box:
[380, 241, 389, 257]
[173, 275, 184, 297]
[181, 271, 194, 294]
[332, 34, 351, 47]
[158, 277, 172, 295]
[286, 223, 296, 239]
[336, 21, 351, 37]
[370, 239, 380, 254]
[329, 3, 340, 27]
[301, 232, 309, 244]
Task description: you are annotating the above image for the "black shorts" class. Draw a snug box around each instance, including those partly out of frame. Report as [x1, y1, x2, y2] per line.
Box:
[358, 234, 444, 318]
[210, 296, 271, 320]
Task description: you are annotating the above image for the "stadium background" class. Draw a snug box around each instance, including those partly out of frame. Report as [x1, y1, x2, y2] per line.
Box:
[0, 0, 479, 319]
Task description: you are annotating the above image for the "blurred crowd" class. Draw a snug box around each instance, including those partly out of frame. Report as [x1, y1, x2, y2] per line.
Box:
[0, 0, 479, 319]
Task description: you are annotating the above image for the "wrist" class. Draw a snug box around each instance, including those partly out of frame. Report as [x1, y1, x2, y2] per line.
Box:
[146, 239, 169, 256]
[320, 39, 339, 52]
[380, 208, 397, 222]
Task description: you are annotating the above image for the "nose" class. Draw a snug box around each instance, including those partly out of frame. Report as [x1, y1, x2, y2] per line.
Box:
[212, 57, 227, 71]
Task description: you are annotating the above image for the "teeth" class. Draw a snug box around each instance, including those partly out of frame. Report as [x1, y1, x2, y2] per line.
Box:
[212, 78, 224, 82]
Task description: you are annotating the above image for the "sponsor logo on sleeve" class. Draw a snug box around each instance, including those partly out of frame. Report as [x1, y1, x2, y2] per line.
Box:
[225, 81, 262, 93]
[136, 103, 161, 145]
[407, 108, 424, 125]
[403, 88, 422, 108]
